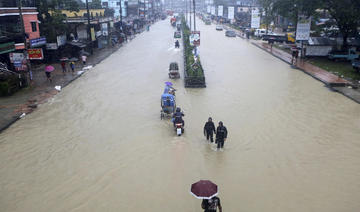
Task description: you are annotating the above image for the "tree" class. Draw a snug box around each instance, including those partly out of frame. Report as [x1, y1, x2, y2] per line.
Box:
[104, 8, 115, 17]
[258, 0, 276, 33]
[36, 0, 80, 41]
[322, 0, 360, 49]
[89, 0, 102, 9]
[273, 0, 322, 28]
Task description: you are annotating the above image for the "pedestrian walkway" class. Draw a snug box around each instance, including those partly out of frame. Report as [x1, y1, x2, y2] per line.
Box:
[252, 41, 350, 86]
[251, 41, 360, 103]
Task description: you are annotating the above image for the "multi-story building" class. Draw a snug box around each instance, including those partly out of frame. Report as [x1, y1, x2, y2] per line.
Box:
[0, 0, 40, 49]
[0, 0, 41, 70]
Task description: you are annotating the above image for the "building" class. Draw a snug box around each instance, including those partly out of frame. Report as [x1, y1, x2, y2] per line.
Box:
[0, 0, 42, 72]
[0, 1, 40, 50]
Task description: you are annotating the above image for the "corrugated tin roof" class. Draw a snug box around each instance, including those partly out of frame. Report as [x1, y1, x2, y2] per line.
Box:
[308, 37, 337, 46]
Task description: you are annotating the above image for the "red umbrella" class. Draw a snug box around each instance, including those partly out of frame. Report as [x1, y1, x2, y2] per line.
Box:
[45, 65, 55, 72]
[190, 180, 218, 199]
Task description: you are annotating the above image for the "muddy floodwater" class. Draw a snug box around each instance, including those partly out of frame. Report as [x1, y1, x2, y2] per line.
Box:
[1, 18, 360, 212]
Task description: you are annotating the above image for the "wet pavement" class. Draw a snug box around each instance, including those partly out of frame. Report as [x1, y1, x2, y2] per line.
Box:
[0, 41, 126, 132]
[0, 18, 360, 212]
[253, 42, 350, 86]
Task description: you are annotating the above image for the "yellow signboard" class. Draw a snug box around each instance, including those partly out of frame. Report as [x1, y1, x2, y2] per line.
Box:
[91, 27, 96, 41]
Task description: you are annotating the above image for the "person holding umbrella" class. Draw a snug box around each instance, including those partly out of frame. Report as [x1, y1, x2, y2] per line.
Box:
[202, 196, 222, 212]
[190, 180, 222, 212]
[44, 65, 54, 82]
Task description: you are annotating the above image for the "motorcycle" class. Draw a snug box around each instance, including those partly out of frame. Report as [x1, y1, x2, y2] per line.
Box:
[174, 122, 184, 136]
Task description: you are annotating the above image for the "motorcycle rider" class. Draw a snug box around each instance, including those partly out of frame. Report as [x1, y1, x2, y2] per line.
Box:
[173, 107, 185, 127]
[175, 40, 180, 48]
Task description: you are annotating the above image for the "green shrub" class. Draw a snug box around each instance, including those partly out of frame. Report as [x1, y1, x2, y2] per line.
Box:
[0, 81, 10, 96]
[181, 16, 205, 78]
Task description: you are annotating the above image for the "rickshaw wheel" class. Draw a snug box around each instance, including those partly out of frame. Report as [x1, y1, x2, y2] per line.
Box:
[160, 111, 164, 120]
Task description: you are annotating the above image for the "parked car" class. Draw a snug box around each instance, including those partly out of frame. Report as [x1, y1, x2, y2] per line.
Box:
[225, 30, 236, 37]
[328, 49, 359, 61]
[216, 25, 223, 31]
[352, 59, 360, 72]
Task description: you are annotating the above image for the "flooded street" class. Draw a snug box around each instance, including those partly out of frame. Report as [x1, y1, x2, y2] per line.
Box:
[1, 18, 360, 212]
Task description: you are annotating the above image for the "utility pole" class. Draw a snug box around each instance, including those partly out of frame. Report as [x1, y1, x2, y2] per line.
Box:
[119, 0, 122, 23]
[185, 0, 187, 23]
[189, 0, 192, 30]
[193, 0, 196, 31]
[138, 0, 140, 17]
[86, 0, 93, 54]
[18, 0, 32, 84]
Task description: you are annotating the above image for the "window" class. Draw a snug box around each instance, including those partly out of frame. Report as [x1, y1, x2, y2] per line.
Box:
[117, 2, 120, 6]
[31, 22, 37, 32]
[102, 2, 108, 7]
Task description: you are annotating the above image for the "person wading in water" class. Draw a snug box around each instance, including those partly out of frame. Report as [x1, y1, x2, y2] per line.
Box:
[204, 117, 216, 143]
[215, 121, 228, 150]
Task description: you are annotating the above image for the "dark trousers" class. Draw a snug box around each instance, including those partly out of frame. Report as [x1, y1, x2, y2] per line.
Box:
[206, 131, 214, 143]
[217, 139, 224, 149]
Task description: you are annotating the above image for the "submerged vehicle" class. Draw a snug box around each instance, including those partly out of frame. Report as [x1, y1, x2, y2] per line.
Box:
[168, 62, 180, 79]
[161, 93, 176, 119]
[161, 82, 176, 119]
[172, 108, 185, 136]
[174, 122, 184, 136]
[225, 30, 236, 37]
[174, 31, 181, 38]
[216, 25, 223, 31]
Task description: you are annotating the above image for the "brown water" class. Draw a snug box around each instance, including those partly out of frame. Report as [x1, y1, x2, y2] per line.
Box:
[1, 19, 360, 212]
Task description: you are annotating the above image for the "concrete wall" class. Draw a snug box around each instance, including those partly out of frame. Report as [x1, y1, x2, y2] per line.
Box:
[23, 14, 40, 40]
[306, 46, 333, 57]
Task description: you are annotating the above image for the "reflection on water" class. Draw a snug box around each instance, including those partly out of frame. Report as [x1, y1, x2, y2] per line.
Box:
[0, 19, 360, 212]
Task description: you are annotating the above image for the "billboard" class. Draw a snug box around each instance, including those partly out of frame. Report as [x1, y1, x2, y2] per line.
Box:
[30, 37, 46, 48]
[228, 7, 234, 20]
[218, 5, 223, 16]
[296, 16, 311, 41]
[211, 6, 216, 15]
[207, 5, 211, 13]
[251, 8, 260, 29]
[27, 49, 43, 60]
[189, 31, 200, 46]
[56, 34, 66, 47]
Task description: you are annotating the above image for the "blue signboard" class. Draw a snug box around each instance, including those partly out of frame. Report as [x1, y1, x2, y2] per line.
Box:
[30, 37, 46, 47]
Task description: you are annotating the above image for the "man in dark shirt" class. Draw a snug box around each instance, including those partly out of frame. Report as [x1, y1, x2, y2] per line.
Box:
[216, 121, 228, 150]
[204, 117, 216, 143]
[201, 196, 222, 212]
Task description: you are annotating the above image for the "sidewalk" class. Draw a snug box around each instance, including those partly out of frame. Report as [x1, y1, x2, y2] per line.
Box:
[0, 40, 127, 133]
[252, 41, 360, 103]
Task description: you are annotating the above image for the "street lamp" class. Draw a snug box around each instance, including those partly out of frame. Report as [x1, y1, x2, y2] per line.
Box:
[86, 0, 93, 54]
[193, 0, 196, 31]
